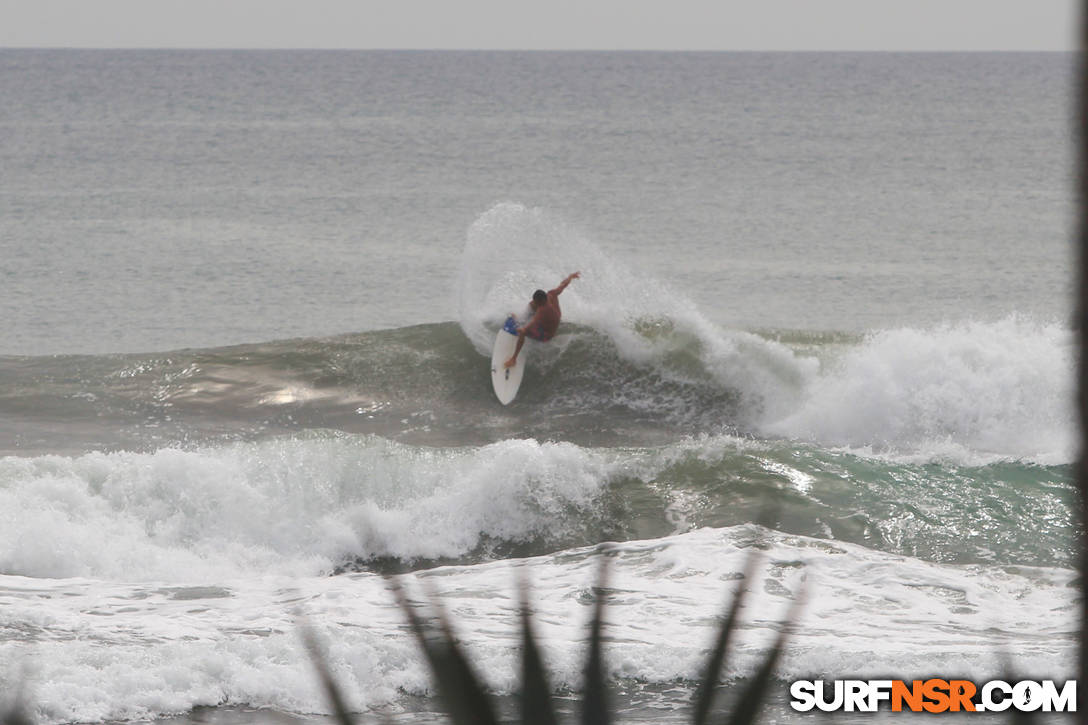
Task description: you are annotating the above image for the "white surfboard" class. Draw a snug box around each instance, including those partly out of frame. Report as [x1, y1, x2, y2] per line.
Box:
[490, 317, 526, 405]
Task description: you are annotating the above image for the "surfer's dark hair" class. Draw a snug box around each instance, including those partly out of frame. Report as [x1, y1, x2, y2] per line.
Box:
[533, 289, 547, 304]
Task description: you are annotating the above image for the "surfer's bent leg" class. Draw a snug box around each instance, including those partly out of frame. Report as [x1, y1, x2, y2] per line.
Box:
[504, 332, 527, 368]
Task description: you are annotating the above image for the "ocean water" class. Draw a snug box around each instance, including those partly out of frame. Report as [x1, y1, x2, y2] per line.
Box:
[0, 50, 1077, 723]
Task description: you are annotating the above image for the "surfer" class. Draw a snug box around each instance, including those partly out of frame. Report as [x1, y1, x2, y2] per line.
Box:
[503, 271, 581, 368]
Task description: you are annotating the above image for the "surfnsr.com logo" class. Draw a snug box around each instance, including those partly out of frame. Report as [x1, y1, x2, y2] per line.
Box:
[790, 679, 1077, 713]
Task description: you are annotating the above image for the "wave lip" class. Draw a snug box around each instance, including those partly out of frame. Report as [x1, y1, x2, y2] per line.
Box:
[0, 431, 1073, 586]
[0, 435, 627, 582]
[763, 317, 1074, 465]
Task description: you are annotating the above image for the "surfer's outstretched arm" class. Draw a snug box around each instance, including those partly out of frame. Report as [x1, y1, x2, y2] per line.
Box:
[553, 271, 580, 296]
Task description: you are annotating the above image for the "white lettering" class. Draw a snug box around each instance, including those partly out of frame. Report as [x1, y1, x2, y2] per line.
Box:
[790, 681, 816, 712]
[816, 680, 844, 712]
[1040, 680, 1077, 712]
[1013, 681, 1043, 712]
[981, 680, 1012, 712]
[845, 681, 868, 712]
[868, 680, 893, 711]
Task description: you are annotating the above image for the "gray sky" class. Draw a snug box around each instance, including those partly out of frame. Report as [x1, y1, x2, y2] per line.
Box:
[0, 0, 1078, 51]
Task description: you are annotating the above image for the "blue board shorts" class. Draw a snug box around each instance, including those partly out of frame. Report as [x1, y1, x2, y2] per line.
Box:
[504, 315, 552, 341]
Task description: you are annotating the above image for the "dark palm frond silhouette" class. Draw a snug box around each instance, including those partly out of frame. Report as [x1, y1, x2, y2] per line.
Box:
[389, 550, 801, 725]
[301, 622, 362, 725]
[518, 575, 561, 725]
[0, 701, 32, 725]
[389, 576, 502, 725]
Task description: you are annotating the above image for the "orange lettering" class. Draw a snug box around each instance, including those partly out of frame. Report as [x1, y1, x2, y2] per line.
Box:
[892, 680, 924, 712]
[948, 680, 977, 712]
[923, 679, 951, 713]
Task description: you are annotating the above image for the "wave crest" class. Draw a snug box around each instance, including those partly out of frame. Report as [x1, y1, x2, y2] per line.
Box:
[764, 317, 1074, 464]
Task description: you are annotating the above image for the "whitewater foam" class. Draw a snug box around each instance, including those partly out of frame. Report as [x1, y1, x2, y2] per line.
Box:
[456, 203, 814, 421]
[1, 526, 1074, 723]
[457, 206, 1073, 465]
[0, 435, 627, 581]
[1, 424, 1071, 586]
[764, 317, 1075, 465]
